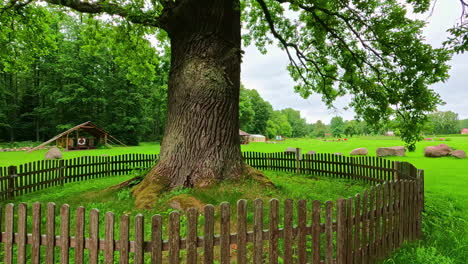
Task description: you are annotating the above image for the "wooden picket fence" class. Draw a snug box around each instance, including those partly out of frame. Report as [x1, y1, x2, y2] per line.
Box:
[0, 154, 159, 200]
[0, 174, 424, 264]
[0, 150, 417, 202]
[243, 150, 418, 183]
[0, 150, 424, 263]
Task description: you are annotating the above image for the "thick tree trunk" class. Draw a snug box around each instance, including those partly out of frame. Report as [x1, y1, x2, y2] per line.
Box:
[133, 0, 246, 207]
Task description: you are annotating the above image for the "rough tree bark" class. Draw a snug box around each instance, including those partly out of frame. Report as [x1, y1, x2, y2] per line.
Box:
[132, 0, 249, 208]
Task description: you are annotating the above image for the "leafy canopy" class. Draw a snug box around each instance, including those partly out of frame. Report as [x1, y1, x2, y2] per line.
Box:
[2, 0, 454, 150]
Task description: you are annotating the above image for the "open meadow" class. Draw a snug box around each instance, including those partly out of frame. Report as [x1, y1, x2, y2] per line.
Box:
[1, 136, 467, 263]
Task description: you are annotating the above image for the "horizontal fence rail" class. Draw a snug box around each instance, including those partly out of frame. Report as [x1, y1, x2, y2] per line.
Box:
[0, 175, 424, 264]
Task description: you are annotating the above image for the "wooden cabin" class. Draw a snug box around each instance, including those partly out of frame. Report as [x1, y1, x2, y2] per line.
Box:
[239, 130, 250, 145]
[29, 121, 125, 152]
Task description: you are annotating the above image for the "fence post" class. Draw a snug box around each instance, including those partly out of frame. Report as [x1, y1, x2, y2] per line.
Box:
[7, 166, 17, 199]
[59, 159, 65, 186]
[295, 148, 301, 174]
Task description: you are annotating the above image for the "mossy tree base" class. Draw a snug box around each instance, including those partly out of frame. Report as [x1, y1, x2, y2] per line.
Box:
[131, 163, 273, 209]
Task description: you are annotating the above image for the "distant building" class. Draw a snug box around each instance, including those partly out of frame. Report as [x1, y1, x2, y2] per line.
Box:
[461, 128, 468, 135]
[385, 131, 395, 136]
[239, 130, 250, 144]
[249, 134, 266, 143]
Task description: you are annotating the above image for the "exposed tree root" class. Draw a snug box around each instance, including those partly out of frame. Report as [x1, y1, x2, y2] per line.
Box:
[105, 176, 144, 191]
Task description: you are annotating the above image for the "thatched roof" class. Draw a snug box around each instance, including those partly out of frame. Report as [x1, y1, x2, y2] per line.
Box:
[239, 130, 250, 136]
[29, 121, 126, 152]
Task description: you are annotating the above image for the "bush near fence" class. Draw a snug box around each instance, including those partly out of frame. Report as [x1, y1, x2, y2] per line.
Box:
[0, 150, 424, 263]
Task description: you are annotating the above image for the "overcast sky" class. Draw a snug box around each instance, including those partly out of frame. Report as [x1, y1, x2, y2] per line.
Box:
[241, 2, 468, 124]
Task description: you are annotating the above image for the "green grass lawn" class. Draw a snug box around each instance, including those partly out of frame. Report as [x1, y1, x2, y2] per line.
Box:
[0, 136, 467, 263]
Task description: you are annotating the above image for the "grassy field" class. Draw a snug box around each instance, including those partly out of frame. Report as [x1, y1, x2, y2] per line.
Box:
[0, 136, 467, 263]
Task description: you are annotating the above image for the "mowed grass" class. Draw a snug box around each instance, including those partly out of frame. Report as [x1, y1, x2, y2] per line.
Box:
[1, 136, 467, 263]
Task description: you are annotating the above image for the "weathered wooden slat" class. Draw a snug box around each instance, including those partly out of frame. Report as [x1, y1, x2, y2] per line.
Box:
[354, 194, 361, 264]
[325, 201, 333, 264]
[312, 200, 321, 264]
[31, 202, 41, 264]
[283, 199, 293, 264]
[220, 202, 230, 264]
[89, 209, 100, 264]
[298, 199, 307, 264]
[169, 211, 181, 264]
[105, 212, 115, 264]
[269, 199, 279, 264]
[346, 198, 353, 264]
[134, 214, 144, 264]
[388, 181, 394, 253]
[46, 203, 56, 264]
[60, 204, 70, 264]
[237, 200, 247, 264]
[361, 191, 369, 264]
[75, 207, 85, 264]
[368, 187, 375, 262]
[375, 184, 382, 259]
[151, 215, 163, 264]
[253, 199, 264, 264]
[382, 183, 389, 257]
[336, 198, 346, 264]
[204, 205, 215, 264]
[119, 214, 130, 264]
[17, 203, 27, 264]
[4, 203, 14, 264]
[187, 208, 198, 264]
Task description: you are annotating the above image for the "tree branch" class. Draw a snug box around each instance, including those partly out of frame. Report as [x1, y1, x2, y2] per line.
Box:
[1, 0, 34, 15]
[254, 0, 341, 97]
[41, 0, 162, 28]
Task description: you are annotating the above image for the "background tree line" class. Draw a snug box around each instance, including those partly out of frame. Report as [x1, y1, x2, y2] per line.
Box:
[0, 7, 170, 145]
[1, 7, 466, 145]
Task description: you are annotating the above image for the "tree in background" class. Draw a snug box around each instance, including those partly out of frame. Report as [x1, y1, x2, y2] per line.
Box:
[330, 116, 345, 137]
[239, 87, 273, 135]
[344, 120, 359, 137]
[267, 111, 292, 138]
[424, 111, 460, 135]
[0, 10, 170, 145]
[311, 120, 329, 138]
[460, 119, 468, 130]
[280, 108, 308, 137]
[4, 0, 452, 206]
[239, 86, 255, 133]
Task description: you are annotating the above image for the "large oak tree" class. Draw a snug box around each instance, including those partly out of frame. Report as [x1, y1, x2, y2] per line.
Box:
[3, 0, 452, 207]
